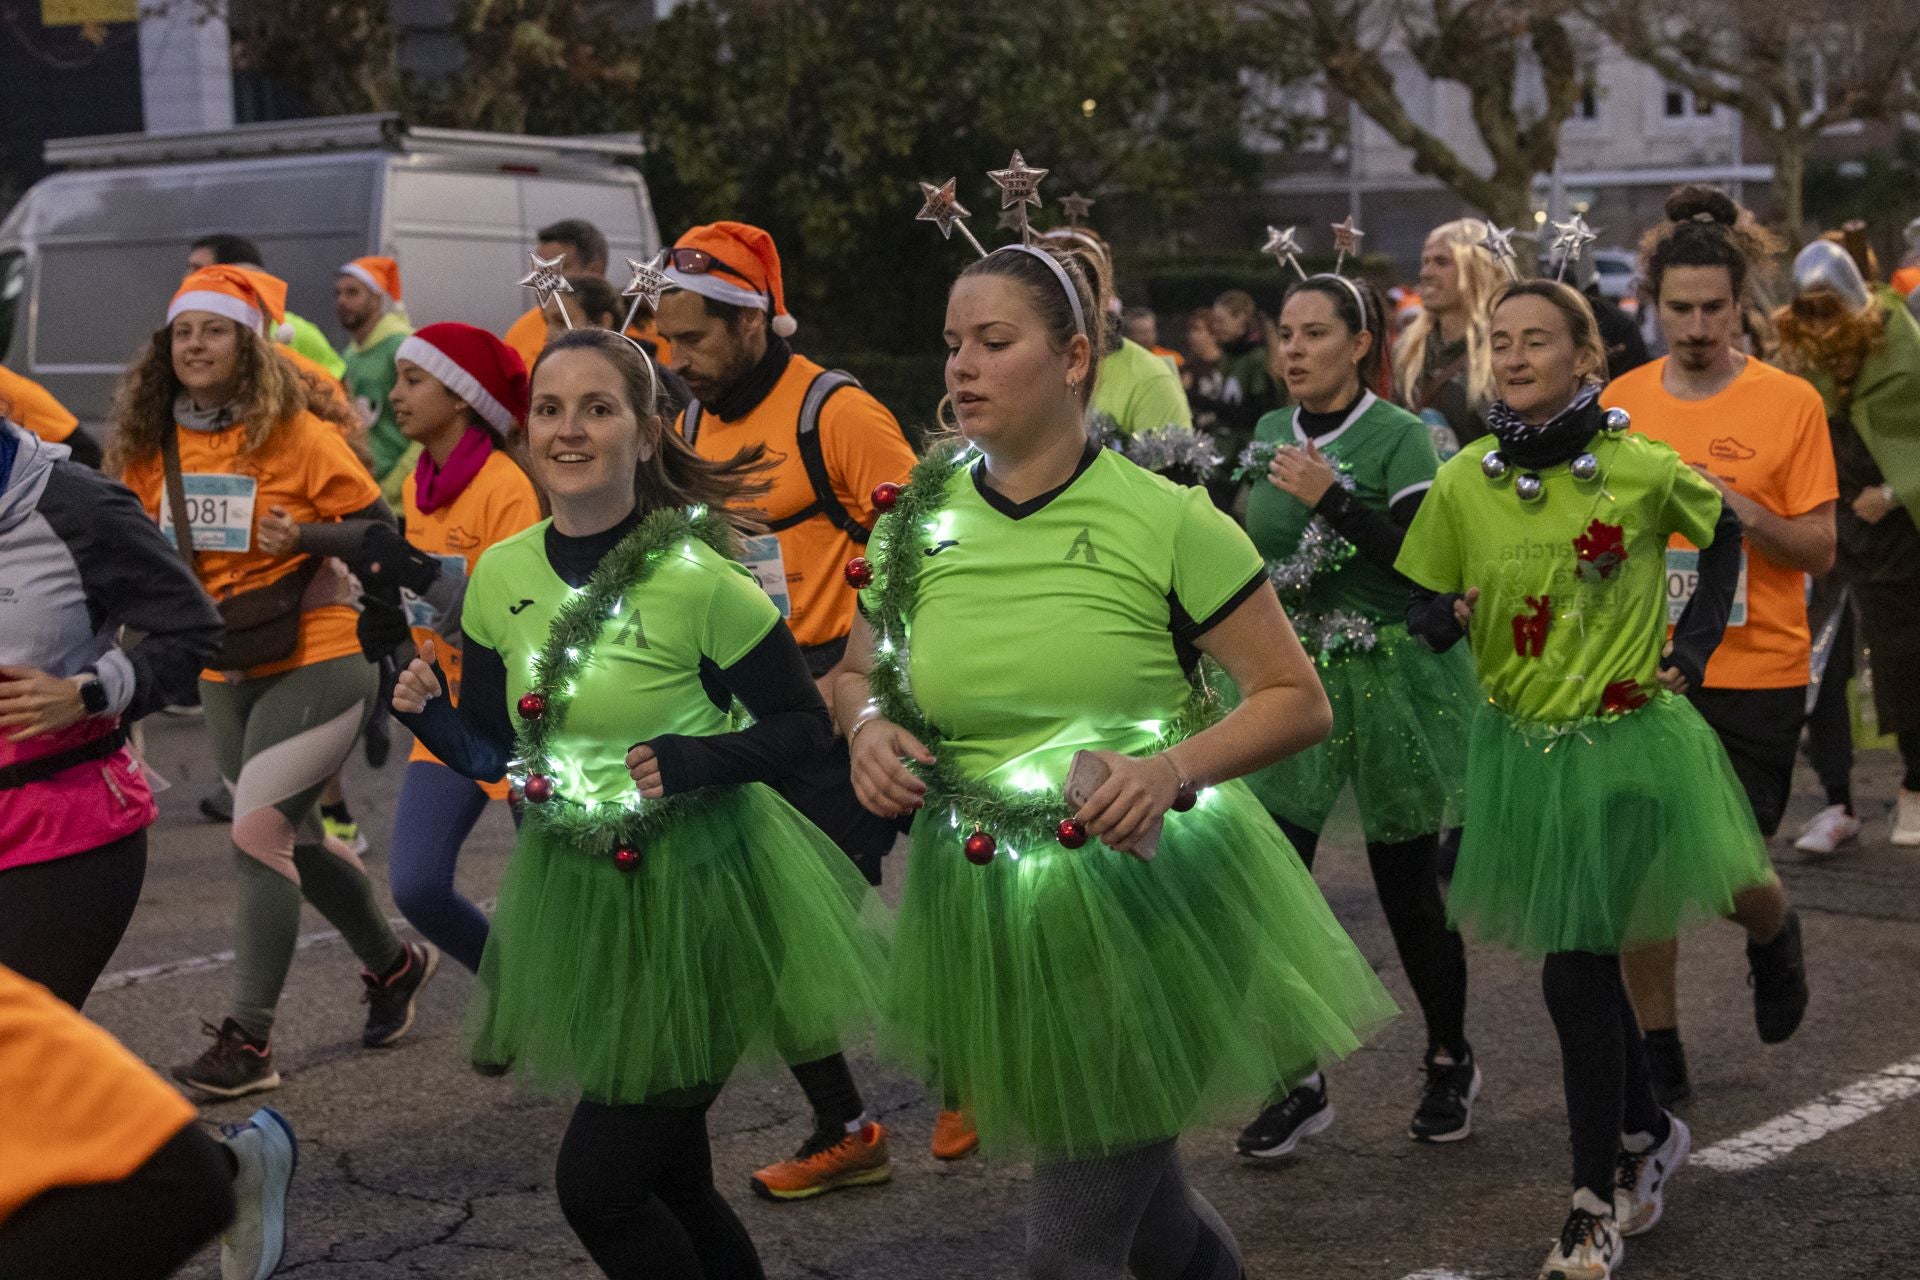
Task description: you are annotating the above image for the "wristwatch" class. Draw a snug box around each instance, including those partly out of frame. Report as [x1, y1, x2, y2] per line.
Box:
[77, 671, 109, 716]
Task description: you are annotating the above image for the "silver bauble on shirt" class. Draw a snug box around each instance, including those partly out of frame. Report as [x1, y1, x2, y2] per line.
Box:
[1481, 451, 1510, 480]
[1602, 407, 1631, 433]
[1570, 452, 1600, 481]
[1515, 473, 1545, 502]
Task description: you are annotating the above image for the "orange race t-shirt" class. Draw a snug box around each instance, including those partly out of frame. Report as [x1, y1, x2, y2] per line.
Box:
[1605, 356, 1837, 689]
[122, 409, 382, 681]
[0, 365, 78, 444]
[677, 352, 917, 652]
[402, 442, 542, 797]
[0, 965, 196, 1226]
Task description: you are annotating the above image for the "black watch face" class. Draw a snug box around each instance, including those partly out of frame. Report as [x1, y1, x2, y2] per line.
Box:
[81, 679, 108, 714]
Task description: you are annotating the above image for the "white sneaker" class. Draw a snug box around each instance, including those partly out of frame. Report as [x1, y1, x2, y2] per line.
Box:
[1893, 789, 1920, 848]
[1614, 1112, 1690, 1236]
[1538, 1189, 1622, 1280]
[1794, 804, 1862, 854]
[221, 1107, 296, 1280]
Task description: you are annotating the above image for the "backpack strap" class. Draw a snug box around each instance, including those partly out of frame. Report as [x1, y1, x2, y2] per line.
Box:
[679, 398, 704, 446]
[765, 370, 871, 544]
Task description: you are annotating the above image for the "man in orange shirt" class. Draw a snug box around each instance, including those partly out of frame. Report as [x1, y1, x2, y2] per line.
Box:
[657, 219, 921, 1195]
[1605, 186, 1829, 1107]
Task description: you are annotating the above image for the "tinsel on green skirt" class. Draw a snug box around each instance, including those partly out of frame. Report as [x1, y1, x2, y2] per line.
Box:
[1447, 692, 1774, 956]
[469, 783, 889, 1104]
[881, 779, 1398, 1159]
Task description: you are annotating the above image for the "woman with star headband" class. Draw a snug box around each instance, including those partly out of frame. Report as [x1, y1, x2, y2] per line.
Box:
[835, 233, 1394, 1279]
[1231, 270, 1485, 1163]
[391, 326, 886, 1278]
[1395, 278, 1773, 1280]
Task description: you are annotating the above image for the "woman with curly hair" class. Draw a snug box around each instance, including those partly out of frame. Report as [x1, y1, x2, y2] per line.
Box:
[112, 266, 435, 1101]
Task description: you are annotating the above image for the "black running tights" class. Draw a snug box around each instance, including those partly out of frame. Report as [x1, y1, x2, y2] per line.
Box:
[555, 1088, 765, 1280]
[0, 1122, 234, 1279]
[1541, 950, 1665, 1202]
[1280, 820, 1468, 1058]
[0, 830, 146, 1009]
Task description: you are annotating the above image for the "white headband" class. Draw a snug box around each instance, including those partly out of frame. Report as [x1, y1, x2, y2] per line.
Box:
[991, 244, 1087, 338]
[1306, 273, 1371, 335]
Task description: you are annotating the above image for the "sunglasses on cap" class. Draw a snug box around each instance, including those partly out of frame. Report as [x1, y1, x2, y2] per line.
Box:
[667, 248, 754, 286]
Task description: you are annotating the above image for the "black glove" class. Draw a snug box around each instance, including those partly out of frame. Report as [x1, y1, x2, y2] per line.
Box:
[357, 523, 441, 596]
[356, 594, 413, 662]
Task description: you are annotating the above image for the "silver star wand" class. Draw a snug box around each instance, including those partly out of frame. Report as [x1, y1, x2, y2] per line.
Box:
[1551, 215, 1599, 283]
[1261, 225, 1307, 281]
[989, 150, 1049, 245]
[916, 178, 987, 258]
[519, 251, 574, 330]
[1330, 216, 1365, 277]
[1059, 193, 1095, 229]
[1479, 222, 1522, 282]
[618, 251, 672, 336]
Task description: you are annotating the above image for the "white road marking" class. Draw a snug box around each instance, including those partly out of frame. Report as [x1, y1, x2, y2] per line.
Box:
[1398, 1271, 1486, 1280]
[1694, 1052, 1920, 1172]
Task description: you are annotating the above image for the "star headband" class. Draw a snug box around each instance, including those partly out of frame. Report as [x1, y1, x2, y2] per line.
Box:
[915, 150, 1087, 338]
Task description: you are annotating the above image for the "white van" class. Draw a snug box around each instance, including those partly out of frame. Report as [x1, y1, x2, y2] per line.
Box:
[0, 113, 661, 425]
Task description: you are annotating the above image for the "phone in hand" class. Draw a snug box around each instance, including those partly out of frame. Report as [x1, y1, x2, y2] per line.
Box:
[1064, 750, 1161, 861]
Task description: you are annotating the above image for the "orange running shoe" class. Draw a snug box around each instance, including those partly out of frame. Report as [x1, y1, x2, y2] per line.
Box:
[750, 1121, 892, 1201]
[931, 1108, 979, 1161]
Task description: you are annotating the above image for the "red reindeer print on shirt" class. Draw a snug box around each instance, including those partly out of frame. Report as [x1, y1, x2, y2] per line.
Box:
[1573, 520, 1629, 584]
[1512, 595, 1553, 657]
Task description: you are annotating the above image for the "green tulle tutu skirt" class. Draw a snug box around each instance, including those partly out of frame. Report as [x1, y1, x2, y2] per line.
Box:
[1246, 625, 1477, 842]
[882, 780, 1398, 1160]
[1447, 692, 1773, 956]
[470, 784, 889, 1104]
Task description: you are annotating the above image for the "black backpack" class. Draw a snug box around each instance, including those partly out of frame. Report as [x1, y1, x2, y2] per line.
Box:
[679, 369, 872, 544]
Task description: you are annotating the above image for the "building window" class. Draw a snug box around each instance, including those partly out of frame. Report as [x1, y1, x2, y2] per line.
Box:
[1662, 82, 1714, 119]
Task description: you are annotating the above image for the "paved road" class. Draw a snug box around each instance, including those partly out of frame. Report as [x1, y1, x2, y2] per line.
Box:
[86, 712, 1920, 1279]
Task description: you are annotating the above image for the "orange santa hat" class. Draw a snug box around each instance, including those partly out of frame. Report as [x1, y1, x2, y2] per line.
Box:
[170, 265, 296, 343]
[662, 221, 797, 337]
[339, 256, 404, 312]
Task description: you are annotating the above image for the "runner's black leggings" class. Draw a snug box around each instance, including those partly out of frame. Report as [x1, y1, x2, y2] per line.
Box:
[555, 1086, 765, 1279]
[0, 830, 146, 1009]
[1542, 951, 1665, 1202]
[1280, 820, 1468, 1059]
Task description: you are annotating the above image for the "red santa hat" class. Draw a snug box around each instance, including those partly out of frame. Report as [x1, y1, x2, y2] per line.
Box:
[339, 256, 404, 311]
[663, 221, 797, 337]
[170, 265, 297, 343]
[394, 323, 529, 434]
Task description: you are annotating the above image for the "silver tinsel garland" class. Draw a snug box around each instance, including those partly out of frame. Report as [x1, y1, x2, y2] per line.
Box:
[1088, 414, 1224, 481]
[1290, 609, 1380, 660]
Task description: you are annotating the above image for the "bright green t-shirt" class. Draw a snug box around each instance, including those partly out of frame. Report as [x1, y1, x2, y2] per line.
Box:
[1245, 392, 1439, 622]
[463, 520, 780, 806]
[868, 446, 1262, 787]
[340, 312, 413, 479]
[1091, 338, 1193, 437]
[283, 311, 345, 379]
[1394, 431, 1722, 725]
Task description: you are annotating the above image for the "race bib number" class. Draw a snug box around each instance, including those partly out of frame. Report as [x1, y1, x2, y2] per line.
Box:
[402, 554, 468, 630]
[739, 534, 791, 618]
[1666, 547, 1748, 627]
[158, 473, 257, 553]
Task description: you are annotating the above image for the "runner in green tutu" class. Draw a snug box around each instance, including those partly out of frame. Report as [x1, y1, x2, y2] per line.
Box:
[1396, 279, 1774, 1280]
[394, 327, 886, 1279]
[1233, 272, 1483, 1162]
[835, 233, 1395, 1279]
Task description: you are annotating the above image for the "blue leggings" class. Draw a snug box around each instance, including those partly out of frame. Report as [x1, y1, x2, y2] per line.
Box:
[390, 761, 497, 973]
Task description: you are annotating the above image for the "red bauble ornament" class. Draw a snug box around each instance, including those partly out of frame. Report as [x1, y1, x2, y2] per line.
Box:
[612, 845, 642, 872]
[844, 556, 873, 589]
[1056, 818, 1088, 849]
[871, 482, 901, 512]
[523, 773, 554, 804]
[963, 830, 997, 865]
[1171, 790, 1197, 813]
[517, 692, 547, 721]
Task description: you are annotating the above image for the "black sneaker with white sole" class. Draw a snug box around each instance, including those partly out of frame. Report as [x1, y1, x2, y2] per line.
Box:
[173, 1018, 280, 1099]
[1235, 1079, 1333, 1159]
[360, 941, 438, 1047]
[1747, 909, 1808, 1044]
[1410, 1053, 1481, 1143]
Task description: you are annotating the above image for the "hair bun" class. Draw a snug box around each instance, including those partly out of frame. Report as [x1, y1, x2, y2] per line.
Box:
[1665, 184, 1738, 228]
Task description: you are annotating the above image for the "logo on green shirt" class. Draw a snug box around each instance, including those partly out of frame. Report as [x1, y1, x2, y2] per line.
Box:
[1064, 527, 1100, 564]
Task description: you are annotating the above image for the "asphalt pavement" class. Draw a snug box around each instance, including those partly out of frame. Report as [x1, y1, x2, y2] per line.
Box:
[83, 711, 1920, 1279]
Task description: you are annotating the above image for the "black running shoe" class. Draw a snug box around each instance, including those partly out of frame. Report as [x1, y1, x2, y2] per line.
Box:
[199, 788, 233, 823]
[363, 715, 392, 769]
[1234, 1080, 1333, 1159]
[1410, 1052, 1481, 1143]
[1643, 1032, 1691, 1108]
[361, 941, 439, 1047]
[1747, 909, 1808, 1044]
[173, 1018, 280, 1099]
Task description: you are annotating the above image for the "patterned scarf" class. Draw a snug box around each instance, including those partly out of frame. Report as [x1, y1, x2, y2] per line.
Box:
[1485, 382, 1603, 468]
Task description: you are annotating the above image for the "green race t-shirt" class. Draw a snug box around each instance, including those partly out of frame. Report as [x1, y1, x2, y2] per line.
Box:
[1245, 392, 1439, 623]
[866, 446, 1263, 787]
[1091, 338, 1194, 437]
[463, 520, 781, 806]
[340, 313, 412, 479]
[1394, 431, 1721, 724]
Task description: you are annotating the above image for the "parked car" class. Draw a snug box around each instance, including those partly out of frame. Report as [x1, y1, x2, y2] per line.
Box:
[1590, 248, 1640, 305]
[0, 113, 660, 427]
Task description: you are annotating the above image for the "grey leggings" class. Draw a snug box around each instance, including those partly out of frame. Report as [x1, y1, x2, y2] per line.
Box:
[201, 653, 402, 1037]
[1027, 1140, 1243, 1280]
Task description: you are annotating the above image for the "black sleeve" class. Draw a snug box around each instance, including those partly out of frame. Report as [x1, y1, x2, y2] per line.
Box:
[1407, 586, 1468, 652]
[294, 498, 399, 556]
[642, 623, 834, 794]
[391, 638, 514, 783]
[1664, 501, 1744, 690]
[45, 464, 222, 720]
[61, 430, 103, 469]
[1314, 484, 1427, 571]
